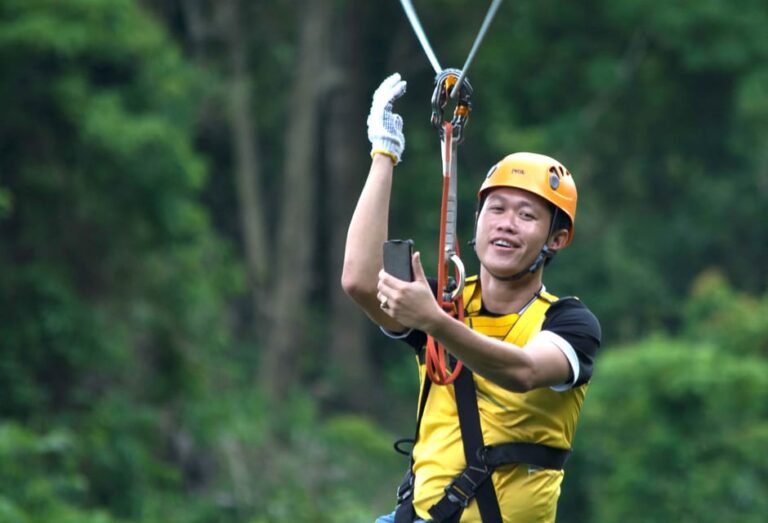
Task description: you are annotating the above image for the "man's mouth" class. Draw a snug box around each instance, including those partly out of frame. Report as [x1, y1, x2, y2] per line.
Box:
[491, 239, 519, 249]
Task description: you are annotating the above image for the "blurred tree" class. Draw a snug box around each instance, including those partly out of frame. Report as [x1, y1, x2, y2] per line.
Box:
[0, 0, 240, 518]
[558, 336, 768, 522]
[683, 269, 768, 358]
[218, 0, 269, 308]
[260, 0, 330, 403]
[144, 0, 388, 409]
[324, 1, 378, 411]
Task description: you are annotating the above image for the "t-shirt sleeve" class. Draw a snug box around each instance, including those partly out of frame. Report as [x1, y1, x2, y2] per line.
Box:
[539, 297, 601, 388]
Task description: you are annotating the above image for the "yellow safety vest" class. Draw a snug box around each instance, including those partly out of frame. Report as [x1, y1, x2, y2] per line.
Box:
[411, 276, 588, 522]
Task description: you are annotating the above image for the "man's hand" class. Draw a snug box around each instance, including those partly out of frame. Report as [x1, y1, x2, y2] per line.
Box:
[377, 251, 446, 332]
[367, 73, 407, 164]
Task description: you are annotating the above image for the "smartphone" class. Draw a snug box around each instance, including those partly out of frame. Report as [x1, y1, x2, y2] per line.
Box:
[383, 239, 414, 282]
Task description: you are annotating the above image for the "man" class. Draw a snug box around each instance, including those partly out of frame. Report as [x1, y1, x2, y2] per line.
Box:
[342, 73, 601, 523]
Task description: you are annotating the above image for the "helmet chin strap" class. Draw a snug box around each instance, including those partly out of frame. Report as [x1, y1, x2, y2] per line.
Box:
[481, 244, 555, 281]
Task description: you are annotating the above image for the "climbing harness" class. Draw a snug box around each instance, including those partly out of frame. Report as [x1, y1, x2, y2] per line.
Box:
[398, 0, 502, 385]
[393, 279, 572, 523]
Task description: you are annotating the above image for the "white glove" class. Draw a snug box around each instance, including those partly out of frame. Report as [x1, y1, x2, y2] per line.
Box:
[367, 73, 407, 164]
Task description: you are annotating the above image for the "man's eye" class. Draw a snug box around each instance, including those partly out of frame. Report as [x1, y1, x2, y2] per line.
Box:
[521, 212, 536, 220]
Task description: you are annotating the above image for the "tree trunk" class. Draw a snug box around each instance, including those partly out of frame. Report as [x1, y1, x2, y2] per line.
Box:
[324, 1, 377, 412]
[221, 0, 269, 310]
[261, 0, 330, 403]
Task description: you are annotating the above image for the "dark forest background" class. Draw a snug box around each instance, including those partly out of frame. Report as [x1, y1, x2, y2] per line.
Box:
[1, 0, 768, 521]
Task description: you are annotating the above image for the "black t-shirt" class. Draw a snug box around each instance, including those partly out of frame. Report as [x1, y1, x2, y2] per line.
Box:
[392, 279, 602, 387]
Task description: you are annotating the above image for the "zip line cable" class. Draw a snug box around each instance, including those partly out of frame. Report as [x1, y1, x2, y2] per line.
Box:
[398, 0, 442, 73]
[398, 0, 503, 91]
[450, 0, 503, 99]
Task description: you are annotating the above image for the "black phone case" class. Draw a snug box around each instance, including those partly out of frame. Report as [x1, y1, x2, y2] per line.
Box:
[383, 239, 414, 282]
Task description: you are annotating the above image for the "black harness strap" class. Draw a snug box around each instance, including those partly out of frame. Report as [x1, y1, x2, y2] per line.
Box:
[394, 371, 432, 523]
[484, 442, 570, 470]
[428, 366, 502, 523]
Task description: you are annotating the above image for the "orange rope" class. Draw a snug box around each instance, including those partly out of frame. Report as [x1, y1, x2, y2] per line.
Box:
[425, 122, 464, 385]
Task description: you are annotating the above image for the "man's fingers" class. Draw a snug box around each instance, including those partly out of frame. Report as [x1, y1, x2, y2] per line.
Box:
[391, 79, 407, 100]
[374, 73, 405, 102]
[379, 268, 406, 288]
[412, 251, 428, 283]
[383, 72, 401, 86]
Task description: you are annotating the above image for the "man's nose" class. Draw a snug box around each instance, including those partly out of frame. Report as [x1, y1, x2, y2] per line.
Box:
[497, 213, 518, 231]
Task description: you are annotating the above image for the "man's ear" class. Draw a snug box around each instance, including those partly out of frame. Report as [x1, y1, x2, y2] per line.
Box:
[548, 228, 570, 252]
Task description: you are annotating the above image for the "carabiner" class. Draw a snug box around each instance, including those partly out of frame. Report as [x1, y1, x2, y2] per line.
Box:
[447, 254, 466, 302]
[430, 68, 473, 142]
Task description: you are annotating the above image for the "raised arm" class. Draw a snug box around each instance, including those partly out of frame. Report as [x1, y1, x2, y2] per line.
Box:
[341, 74, 409, 333]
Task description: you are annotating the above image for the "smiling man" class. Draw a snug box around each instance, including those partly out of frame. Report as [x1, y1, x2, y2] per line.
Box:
[342, 73, 602, 523]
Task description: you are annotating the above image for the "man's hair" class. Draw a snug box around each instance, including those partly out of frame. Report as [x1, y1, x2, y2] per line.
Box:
[549, 203, 572, 237]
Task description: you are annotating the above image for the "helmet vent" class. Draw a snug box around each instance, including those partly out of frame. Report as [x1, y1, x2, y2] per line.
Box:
[549, 167, 560, 190]
[549, 166, 563, 191]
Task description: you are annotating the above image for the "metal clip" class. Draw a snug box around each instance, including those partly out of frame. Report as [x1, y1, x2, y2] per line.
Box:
[443, 254, 465, 303]
[430, 68, 473, 141]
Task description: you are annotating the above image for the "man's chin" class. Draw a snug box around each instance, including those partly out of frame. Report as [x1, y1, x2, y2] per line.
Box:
[481, 262, 529, 281]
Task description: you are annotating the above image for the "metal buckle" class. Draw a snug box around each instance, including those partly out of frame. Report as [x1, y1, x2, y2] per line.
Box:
[476, 445, 492, 465]
[443, 464, 489, 508]
[444, 483, 471, 508]
[396, 472, 414, 503]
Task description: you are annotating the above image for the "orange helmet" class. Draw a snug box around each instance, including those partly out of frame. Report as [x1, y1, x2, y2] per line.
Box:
[478, 152, 577, 246]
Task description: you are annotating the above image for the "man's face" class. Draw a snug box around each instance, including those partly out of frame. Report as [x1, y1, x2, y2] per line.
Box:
[475, 187, 553, 279]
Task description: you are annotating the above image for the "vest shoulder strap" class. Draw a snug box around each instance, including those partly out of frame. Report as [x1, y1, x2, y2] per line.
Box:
[505, 290, 558, 346]
[538, 289, 559, 304]
[462, 275, 481, 316]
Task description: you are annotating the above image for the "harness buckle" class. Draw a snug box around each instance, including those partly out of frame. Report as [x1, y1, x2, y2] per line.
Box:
[396, 470, 414, 504]
[476, 444, 492, 465]
[443, 464, 490, 508]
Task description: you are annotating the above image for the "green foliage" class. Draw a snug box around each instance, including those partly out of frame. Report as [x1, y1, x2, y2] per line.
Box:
[0, 185, 11, 218]
[176, 389, 405, 523]
[0, 0, 241, 520]
[683, 270, 768, 358]
[559, 335, 768, 522]
[0, 422, 122, 523]
[0, 0, 238, 405]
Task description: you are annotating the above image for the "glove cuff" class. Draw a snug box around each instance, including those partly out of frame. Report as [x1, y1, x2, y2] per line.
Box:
[370, 135, 403, 163]
[370, 148, 399, 165]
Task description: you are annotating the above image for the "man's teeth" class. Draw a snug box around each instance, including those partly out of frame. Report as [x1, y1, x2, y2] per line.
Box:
[493, 240, 512, 247]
